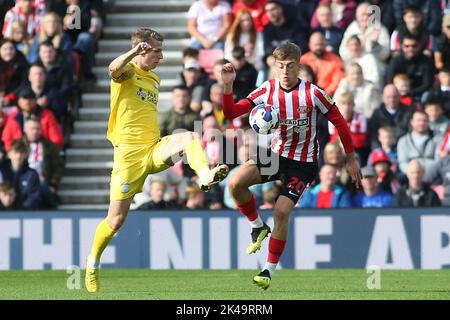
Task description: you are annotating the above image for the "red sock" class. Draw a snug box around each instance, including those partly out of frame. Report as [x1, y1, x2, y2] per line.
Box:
[236, 195, 258, 221]
[268, 236, 286, 264]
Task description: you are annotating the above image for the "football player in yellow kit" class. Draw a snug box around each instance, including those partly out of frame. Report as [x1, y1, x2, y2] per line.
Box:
[85, 28, 228, 292]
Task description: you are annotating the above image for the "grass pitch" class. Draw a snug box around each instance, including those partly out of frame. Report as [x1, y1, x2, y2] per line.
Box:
[0, 269, 449, 300]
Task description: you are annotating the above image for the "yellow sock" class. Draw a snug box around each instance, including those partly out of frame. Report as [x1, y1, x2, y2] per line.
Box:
[185, 139, 209, 176]
[89, 219, 116, 263]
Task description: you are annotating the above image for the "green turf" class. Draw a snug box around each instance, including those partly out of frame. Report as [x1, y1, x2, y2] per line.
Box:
[0, 269, 449, 300]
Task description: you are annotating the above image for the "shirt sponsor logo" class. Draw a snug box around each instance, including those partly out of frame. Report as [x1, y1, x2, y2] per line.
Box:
[137, 88, 158, 105]
[279, 118, 309, 127]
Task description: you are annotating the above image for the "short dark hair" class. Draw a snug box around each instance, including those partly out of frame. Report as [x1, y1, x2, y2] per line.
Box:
[131, 27, 163, 48]
[232, 46, 246, 60]
[411, 109, 428, 119]
[403, 4, 422, 16]
[39, 40, 55, 49]
[214, 58, 230, 67]
[424, 98, 442, 109]
[172, 85, 190, 94]
[0, 182, 14, 193]
[182, 47, 199, 59]
[9, 139, 29, 154]
[402, 34, 420, 43]
[28, 63, 45, 75]
[265, 0, 282, 8]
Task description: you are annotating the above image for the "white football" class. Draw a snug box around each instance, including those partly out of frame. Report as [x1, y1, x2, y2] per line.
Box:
[249, 104, 279, 135]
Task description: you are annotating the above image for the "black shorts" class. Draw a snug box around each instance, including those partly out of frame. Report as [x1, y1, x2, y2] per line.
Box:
[255, 152, 318, 204]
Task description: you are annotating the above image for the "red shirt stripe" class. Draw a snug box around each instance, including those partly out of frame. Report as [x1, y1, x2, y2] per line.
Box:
[301, 82, 313, 161]
[288, 87, 300, 159]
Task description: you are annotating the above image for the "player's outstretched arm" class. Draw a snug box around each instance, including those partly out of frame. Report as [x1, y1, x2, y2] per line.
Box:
[325, 106, 363, 188]
[108, 42, 150, 80]
[221, 63, 254, 119]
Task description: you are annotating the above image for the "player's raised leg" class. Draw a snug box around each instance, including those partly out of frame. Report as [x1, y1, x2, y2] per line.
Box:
[228, 161, 271, 254]
[85, 198, 132, 292]
[253, 195, 294, 290]
[157, 131, 229, 190]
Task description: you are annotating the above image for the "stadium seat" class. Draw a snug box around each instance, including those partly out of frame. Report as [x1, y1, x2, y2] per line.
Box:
[198, 49, 224, 79]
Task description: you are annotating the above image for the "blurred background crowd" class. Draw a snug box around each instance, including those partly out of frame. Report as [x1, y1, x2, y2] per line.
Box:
[0, 0, 449, 211]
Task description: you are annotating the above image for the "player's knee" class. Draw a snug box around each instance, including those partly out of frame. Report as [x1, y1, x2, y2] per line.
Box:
[108, 215, 125, 231]
[228, 174, 242, 194]
[273, 208, 290, 224]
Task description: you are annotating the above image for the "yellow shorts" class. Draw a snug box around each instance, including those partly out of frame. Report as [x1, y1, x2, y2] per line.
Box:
[110, 136, 172, 201]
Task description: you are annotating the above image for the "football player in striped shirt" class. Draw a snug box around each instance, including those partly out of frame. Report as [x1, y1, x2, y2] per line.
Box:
[221, 42, 362, 289]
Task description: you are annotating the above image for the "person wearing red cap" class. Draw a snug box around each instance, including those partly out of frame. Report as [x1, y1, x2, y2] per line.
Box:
[369, 149, 400, 194]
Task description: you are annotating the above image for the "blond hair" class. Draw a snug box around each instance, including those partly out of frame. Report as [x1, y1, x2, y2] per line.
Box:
[337, 91, 355, 105]
[39, 12, 63, 49]
[131, 27, 163, 48]
[273, 42, 301, 62]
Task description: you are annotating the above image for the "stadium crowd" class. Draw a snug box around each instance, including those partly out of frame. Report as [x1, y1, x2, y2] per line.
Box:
[0, 0, 106, 209]
[1, 0, 449, 210]
[134, 0, 450, 211]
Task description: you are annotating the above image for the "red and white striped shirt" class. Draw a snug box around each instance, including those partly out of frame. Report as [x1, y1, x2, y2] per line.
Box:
[328, 111, 368, 149]
[246, 79, 334, 162]
[2, 1, 43, 39]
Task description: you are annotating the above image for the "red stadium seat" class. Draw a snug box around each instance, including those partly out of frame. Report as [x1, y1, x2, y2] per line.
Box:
[198, 49, 224, 79]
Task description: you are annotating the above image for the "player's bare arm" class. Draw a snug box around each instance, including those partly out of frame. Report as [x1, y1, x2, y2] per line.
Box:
[108, 42, 150, 81]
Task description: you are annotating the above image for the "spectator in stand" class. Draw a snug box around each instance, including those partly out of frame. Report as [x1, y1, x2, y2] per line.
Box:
[224, 9, 264, 70]
[311, 3, 344, 54]
[328, 91, 369, 164]
[323, 142, 353, 191]
[9, 21, 39, 64]
[390, 5, 434, 57]
[386, 34, 435, 101]
[393, 74, 414, 107]
[28, 64, 66, 121]
[371, 126, 399, 172]
[310, 0, 357, 31]
[0, 39, 28, 100]
[300, 32, 345, 96]
[221, 143, 277, 209]
[230, 46, 257, 99]
[339, 2, 391, 63]
[4, 139, 41, 209]
[369, 84, 412, 149]
[61, 0, 99, 80]
[368, 0, 396, 34]
[178, 59, 207, 113]
[427, 68, 450, 117]
[424, 99, 449, 137]
[397, 110, 438, 174]
[393, 0, 442, 36]
[37, 41, 72, 100]
[37, 12, 73, 65]
[232, 0, 268, 33]
[0, 1, 14, 33]
[187, 0, 232, 50]
[22, 118, 63, 209]
[344, 35, 384, 89]
[132, 166, 188, 210]
[352, 166, 393, 208]
[263, 0, 310, 59]
[333, 62, 380, 118]
[440, 127, 450, 158]
[185, 183, 206, 209]
[434, 14, 450, 70]
[159, 85, 201, 137]
[301, 164, 351, 208]
[0, 181, 21, 210]
[136, 180, 177, 210]
[2, 0, 42, 39]
[424, 153, 450, 206]
[201, 83, 223, 124]
[369, 149, 401, 193]
[2, 86, 63, 150]
[395, 159, 441, 207]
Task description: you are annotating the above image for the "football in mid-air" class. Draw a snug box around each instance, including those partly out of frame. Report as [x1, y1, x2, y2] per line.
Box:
[249, 104, 279, 135]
